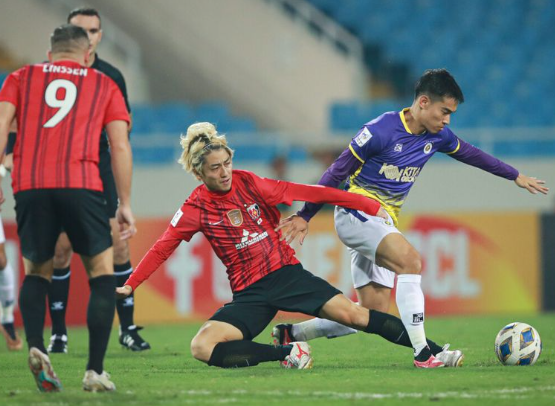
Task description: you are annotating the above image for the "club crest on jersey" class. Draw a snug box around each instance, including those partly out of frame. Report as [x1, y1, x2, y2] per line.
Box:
[394, 143, 403, 152]
[423, 142, 433, 154]
[354, 127, 372, 147]
[245, 203, 261, 220]
[226, 209, 243, 227]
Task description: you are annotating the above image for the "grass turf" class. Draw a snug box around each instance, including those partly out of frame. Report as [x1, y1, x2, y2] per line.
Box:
[1, 313, 554, 405]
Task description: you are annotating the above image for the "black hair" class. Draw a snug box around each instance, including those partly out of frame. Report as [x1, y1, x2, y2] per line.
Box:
[50, 24, 89, 54]
[414, 69, 464, 103]
[67, 7, 101, 27]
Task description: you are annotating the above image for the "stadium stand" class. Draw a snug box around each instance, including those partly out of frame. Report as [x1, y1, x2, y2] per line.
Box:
[304, 0, 555, 130]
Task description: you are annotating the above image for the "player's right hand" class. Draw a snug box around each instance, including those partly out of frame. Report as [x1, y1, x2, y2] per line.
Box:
[376, 206, 388, 220]
[116, 205, 137, 240]
[116, 285, 133, 299]
[275, 214, 309, 245]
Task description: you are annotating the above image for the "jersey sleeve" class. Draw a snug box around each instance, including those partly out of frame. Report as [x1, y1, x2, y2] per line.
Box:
[103, 79, 131, 126]
[348, 125, 384, 163]
[437, 127, 461, 154]
[125, 203, 201, 291]
[0, 70, 21, 107]
[247, 171, 380, 216]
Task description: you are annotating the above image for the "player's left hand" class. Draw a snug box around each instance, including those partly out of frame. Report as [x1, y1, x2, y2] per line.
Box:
[116, 285, 133, 299]
[275, 214, 309, 245]
[514, 174, 549, 195]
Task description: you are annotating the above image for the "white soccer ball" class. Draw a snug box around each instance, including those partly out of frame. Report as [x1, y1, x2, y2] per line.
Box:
[494, 322, 542, 366]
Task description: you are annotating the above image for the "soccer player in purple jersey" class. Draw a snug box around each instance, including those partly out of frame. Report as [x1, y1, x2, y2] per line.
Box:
[272, 69, 548, 368]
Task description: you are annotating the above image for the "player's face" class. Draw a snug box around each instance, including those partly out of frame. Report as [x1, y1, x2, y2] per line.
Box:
[420, 96, 458, 134]
[198, 149, 233, 192]
[69, 15, 102, 55]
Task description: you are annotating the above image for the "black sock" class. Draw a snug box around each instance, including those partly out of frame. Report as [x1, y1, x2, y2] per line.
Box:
[364, 309, 443, 355]
[87, 275, 116, 374]
[48, 267, 70, 337]
[114, 261, 134, 330]
[1, 322, 16, 340]
[208, 341, 292, 368]
[19, 275, 50, 353]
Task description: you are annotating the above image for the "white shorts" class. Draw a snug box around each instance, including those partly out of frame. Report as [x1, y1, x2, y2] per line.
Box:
[334, 206, 400, 289]
[0, 215, 5, 244]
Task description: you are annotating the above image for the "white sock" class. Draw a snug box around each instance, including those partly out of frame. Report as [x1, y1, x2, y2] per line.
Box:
[291, 318, 358, 341]
[396, 274, 427, 356]
[0, 263, 15, 324]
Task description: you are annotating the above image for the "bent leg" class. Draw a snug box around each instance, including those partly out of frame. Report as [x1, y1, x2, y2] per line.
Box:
[191, 320, 290, 368]
[376, 233, 429, 357]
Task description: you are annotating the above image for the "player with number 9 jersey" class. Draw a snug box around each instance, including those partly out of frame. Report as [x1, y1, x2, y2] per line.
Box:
[0, 59, 129, 193]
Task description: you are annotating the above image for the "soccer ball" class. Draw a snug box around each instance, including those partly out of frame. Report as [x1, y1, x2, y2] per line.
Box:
[494, 322, 542, 366]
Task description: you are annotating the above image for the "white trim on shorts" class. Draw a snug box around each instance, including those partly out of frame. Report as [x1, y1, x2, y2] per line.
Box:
[334, 206, 400, 289]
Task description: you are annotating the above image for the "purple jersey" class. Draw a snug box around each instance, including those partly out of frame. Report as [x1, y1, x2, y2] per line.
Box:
[346, 109, 460, 224]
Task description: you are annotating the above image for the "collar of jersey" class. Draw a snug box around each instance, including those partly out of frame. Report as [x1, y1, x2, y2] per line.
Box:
[400, 108, 428, 136]
[204, 183, 235, 199]
[50, 59, 85, 68]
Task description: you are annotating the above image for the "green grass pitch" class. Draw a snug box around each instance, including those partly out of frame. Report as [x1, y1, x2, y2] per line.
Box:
[1, 313, 554, 405]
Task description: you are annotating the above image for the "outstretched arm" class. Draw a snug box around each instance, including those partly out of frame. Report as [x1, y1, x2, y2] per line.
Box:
[297, 147, 363, 222]
[117, 228, 182, 296]
[449, 139, 548, 195]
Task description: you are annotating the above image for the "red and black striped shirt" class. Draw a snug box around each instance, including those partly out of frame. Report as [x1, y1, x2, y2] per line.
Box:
[126, 170, 381, 293]
[0, 60, 129, 193]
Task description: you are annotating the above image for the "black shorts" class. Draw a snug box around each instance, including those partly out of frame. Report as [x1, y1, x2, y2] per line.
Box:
[209, 264, 342, 340]
[99, 148, 118, 218]
[15, 189, 112, 263]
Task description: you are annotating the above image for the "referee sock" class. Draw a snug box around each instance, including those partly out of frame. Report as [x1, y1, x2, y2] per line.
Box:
[365, 310, 443, 355]
[19, 275, 50, 353]
[114, 261, 134, 330]
[87, 275, 116, 374]
[48, 267, 70, 337]
[208, 341, 292, 368]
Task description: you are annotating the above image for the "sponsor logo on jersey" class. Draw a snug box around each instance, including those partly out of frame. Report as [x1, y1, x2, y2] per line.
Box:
[394, 143, 403, 152]
[171, 209, 184, 227]
[235, 229, 269, 250]
[379, 163, 421, 183]
[227, 209, 243, 226]
[354, 127, 372, 147]
[424, 142, 433, 154]
[245, 203, 261, 221]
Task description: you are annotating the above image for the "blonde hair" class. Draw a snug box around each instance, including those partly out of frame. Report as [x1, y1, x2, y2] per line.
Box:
[178, 122, 234, 175]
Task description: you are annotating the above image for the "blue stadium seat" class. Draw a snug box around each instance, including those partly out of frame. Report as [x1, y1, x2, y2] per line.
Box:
[311, 0, 555, 129]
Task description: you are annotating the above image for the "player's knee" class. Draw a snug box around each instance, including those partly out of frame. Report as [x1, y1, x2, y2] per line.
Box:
[190, 336, 213, 363]
[53, 247, 72, 269]
[398, 251, 422, 275]
[113, 241, 129, 264]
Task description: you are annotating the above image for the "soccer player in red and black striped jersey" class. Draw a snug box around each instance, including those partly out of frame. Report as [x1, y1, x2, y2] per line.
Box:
[117, 122, 451, 370]
[0, 24, 135, 392]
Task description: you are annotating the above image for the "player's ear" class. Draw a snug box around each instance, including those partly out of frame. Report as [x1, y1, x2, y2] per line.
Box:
[193, 169, 202, 182]
[47, 50, 53, 63]
[419, 95, 430, 109]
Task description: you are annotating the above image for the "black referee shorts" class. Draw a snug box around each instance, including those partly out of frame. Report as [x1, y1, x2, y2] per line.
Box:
[15, 189, 112, 263]
[99, 148, 118, 219]
[209, 264, 342, 340]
